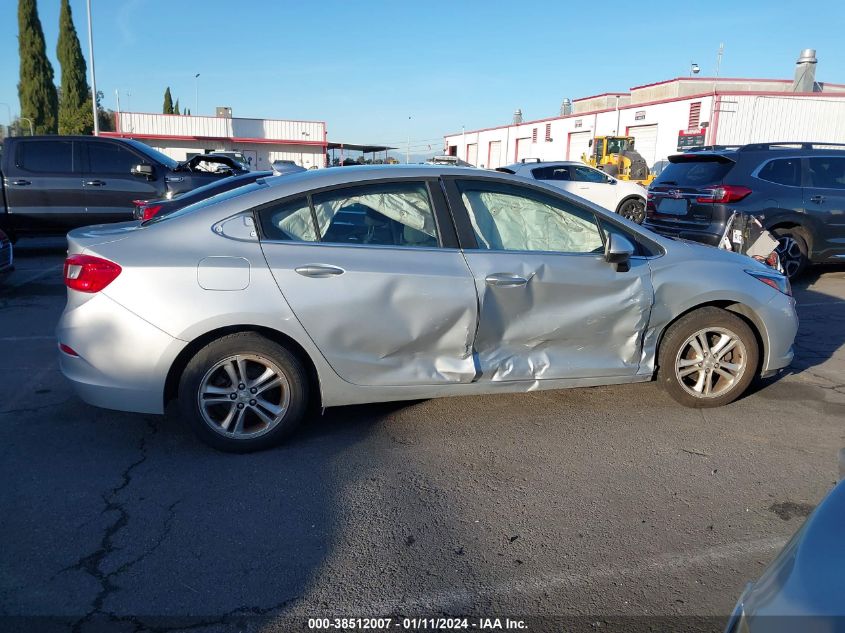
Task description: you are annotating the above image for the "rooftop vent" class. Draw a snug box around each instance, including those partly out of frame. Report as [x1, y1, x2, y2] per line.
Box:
[216, 106, 233, 118]
[513, 109, 523, 124]
[560, 98, 572, 116]
[791, 49, 820, 92]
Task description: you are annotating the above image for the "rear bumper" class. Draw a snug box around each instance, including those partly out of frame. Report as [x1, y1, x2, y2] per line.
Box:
[643, 221, 722, 247]
[57, 292, 186, 415]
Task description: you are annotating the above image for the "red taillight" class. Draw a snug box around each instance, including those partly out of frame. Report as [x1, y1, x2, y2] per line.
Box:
[141, 205, 163, 221]
[63, 254, 122, 293]
[59, 343, 79, 356]
[696, 185, 752, 204]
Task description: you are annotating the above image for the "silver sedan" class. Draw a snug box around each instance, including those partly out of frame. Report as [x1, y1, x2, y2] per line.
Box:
[57, 166, 797, 452]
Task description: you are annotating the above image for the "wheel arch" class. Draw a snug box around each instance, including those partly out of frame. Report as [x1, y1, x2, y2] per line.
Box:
[615, 193, 646, 214]
[163, 325, 323, 411]
[653, 300, 767, 376]
[766, 219, 813, 254]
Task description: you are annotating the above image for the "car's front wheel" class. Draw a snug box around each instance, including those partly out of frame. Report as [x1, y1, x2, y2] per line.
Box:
[178, 333, 309, 452]
[618, 197, 646, 224]
[658, 307, 759, 408]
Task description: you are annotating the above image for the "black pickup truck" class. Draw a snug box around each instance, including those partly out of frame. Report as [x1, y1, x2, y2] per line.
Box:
[0, 135, 245, 241]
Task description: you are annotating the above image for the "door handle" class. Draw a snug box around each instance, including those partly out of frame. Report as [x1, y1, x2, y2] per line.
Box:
[485, 272, 529, 287]
[294, 264, 345, 278]
[11, 179, 31, 186]
[84, 180, 106, 187]
[810, 195, 825, 204]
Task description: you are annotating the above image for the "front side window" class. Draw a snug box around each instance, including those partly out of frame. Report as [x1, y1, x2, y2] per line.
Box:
[311, 182, 439, 247]
[458, 182, 604, 253]
[808, 157, 845, 190]
[257, 197, 318, 242]
[87, 142, 142, 174]
[16, 140, 76, 173]
[757, 158, 801, 187]
[570, 165, 608, 183]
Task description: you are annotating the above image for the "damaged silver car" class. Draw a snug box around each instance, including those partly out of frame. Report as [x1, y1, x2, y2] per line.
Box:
[57, 166, 798, 452]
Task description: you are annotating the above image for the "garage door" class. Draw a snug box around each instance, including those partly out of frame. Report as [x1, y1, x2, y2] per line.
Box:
[516, 137, 533, 162]
[628, 125, 658, 168]
[567, 131, 592, 162]
[487, 140, 501, 168]
[467, 143, 478, 166]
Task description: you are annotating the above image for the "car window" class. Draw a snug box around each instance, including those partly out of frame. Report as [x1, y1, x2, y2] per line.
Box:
[458, 182, 604, 253]
[15, 140, 77, 173]
[257, 197, 318, 242]
[311, 182, 439, 248]
[570, 166, 608, 183]
[531, 165, 571, 181]
[87, 142, 142, 175]
[757, 158, 801, 187]
[808, 157, 845, 190]
[655, 159, 734, 186]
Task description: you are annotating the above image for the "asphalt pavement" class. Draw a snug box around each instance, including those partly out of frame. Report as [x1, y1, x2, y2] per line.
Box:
[1, 238, 844, 633]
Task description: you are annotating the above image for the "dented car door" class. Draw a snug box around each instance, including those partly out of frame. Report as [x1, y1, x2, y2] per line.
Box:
[258, 179, 479, 387]
[447, 178, 654, 381]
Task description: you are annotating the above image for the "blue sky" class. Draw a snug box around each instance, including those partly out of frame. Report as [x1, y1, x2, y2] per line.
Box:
[2, 0, 845, 155]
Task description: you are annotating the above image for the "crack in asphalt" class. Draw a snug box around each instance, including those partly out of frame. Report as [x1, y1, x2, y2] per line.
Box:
[66, 418, 162, 633]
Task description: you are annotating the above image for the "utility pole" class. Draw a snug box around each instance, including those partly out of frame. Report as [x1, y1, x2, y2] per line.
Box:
[194, 73, 200, 114]
[115, 89, 121, 116]
[406, 115, 411, 164]
[86, 0, 99, 135]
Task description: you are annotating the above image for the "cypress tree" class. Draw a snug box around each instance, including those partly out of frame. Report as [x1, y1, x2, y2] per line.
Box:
[174, 98, 180, 116]
[18, 0, 59, 134]
[57, 0, 92, 134]
[163, 87, 173, 114]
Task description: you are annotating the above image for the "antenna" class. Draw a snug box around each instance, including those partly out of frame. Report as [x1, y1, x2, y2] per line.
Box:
[715, 43, 724, 78]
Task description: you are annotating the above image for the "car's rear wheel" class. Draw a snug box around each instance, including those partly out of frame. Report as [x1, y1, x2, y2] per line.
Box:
[179, 333, 309, 452]
[658, 307, 758, 408]
[618, 197, 646, 224]
[772, 229, 809, 280]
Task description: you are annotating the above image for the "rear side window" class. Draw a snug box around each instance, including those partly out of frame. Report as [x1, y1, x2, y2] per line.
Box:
[311, 182, 439, 248]
[808, 157, 845, 189]
[531, 165, 571, 181]
[757, 158, 801, 187]
[87, 142, 141, 175]
[15, 140, 77, 173]
[258, 197, 318, 242]
[655, 159, 734, 186]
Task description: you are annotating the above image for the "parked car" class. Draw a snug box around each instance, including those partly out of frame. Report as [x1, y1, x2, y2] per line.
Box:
[644, 142, 845, 278]
[0, 136, 246, 241]
[0, 228, 13, 278]
[724, 478, 845, 633]
[497, 160, 647, 223]
[134, 171, 274, 221]
[58, 165, 797, 452]
[188, 151, 252, 171]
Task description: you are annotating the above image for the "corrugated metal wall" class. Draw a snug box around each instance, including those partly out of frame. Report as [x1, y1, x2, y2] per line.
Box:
[117, 112, 325, 142]
[716, 96, 845, 145]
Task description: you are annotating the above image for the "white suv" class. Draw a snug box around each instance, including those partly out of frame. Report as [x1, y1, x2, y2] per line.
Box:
[499, 161, 647, 223]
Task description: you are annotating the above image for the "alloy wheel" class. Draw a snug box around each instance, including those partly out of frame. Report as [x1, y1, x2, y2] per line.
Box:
[674, 327, 747, 399]
[775, 236, 804, 279]
[197, 354, 291, 439]
[620, 199, 646, 224]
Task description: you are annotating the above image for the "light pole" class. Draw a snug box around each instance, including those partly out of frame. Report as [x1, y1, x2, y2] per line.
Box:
[86, 0, 99, 135]
[19, 117, 35, 136]
[194, 73, 200, 114]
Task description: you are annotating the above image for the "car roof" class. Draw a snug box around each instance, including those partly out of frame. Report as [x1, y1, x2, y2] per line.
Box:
[260, 164, 483, 190]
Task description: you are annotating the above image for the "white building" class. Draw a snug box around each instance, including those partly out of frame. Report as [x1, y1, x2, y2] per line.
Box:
[102, 111, 327, 170]
[444, 55, 845, 170]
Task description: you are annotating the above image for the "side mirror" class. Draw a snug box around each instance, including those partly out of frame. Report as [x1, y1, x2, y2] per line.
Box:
[606, 177, 616, 185]
[605, 233, 635, 272]
[131, 164, 154, 178]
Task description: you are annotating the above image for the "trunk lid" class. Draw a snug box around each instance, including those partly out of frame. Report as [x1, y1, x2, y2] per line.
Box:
[66, 221, 141, 255]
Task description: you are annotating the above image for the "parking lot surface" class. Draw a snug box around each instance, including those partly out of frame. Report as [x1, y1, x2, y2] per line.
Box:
[1, 238, 844, 632]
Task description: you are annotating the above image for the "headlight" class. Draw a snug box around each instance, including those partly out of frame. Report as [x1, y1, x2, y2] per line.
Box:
[745, 269, 791, 296]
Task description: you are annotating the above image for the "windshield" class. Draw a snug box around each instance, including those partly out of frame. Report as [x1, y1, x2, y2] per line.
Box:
[143, 181, 266, 225]
[121, 139, 179, 170]
[606, 138, 632, 154]
[655, 158, 735, 187]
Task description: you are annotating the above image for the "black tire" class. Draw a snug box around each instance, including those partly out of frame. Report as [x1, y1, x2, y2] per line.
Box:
[771, 228, 809, 280]
[658, 307, 759, 408]
[617, 197, 646, 224]
[178, 332, 309, 453]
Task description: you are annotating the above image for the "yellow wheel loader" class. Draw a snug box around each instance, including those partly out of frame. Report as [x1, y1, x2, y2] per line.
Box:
[582, 136, 655, 185]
